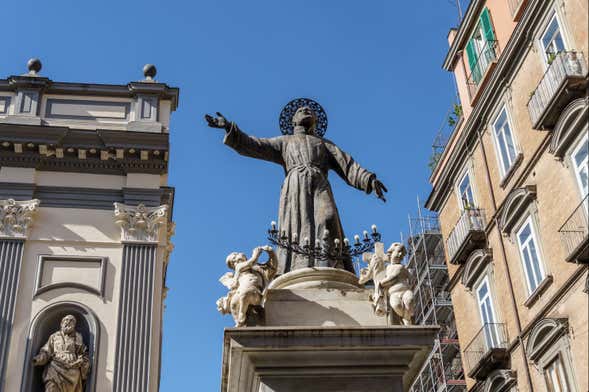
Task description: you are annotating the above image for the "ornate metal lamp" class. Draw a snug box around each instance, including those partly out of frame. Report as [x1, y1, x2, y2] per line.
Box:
[267, 221, 381, 262]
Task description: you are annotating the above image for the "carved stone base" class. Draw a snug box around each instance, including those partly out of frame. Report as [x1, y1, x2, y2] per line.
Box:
[268, 267, 361, 290]
[221, 326, 438, 392]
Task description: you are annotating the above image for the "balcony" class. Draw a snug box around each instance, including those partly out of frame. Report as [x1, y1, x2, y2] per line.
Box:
[467, 40, 499, 105]
[528, 51, 588, 130]
[558, 195, 589, 263]
[446, 208, 486, 265]
[464, 323, 509, 380]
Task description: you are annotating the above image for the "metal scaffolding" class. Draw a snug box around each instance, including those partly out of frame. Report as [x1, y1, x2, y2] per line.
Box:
[407, 202, 466, 392]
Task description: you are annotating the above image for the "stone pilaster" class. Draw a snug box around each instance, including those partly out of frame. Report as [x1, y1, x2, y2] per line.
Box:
[0, 199, 39, 392]
[112, 203, 167, 392]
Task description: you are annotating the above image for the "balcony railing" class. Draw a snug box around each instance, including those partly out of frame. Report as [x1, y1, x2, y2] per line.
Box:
[464, 323, 509, 380]
[446, 208, 486, 264]
[558, 194, 589, 263]
[467, 40, 499, 102]
[528, 51, 588, 129]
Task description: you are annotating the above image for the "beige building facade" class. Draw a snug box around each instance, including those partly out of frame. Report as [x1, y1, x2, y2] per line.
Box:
[426, 0, 588, 391]
[0, 60, 178, 392]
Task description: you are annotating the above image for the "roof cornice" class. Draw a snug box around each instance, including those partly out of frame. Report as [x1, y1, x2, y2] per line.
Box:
[442, 0, 486, 71]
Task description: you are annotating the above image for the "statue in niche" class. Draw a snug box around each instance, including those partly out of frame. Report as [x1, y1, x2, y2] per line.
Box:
[217, 246, 278, 327]
[205, 98, 387, 274]
[32, 315, 90, 392]
[359, 242, 415, 325]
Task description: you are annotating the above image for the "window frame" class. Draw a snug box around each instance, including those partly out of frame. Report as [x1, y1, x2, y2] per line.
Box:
[568, 132, 589, 200]
[544, 354, 571, 392]
[474, 274, 500, 349]
[536, 8, 572, 69]
[515, 215, 548, 295]
[491, 105, 520, 179]
[455, 165, 478, 211]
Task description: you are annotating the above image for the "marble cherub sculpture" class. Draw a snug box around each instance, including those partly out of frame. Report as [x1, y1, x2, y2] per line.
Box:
[217, 246, 278, 327]
[32, 315, 90, 392]
[359, 242, 415, 325]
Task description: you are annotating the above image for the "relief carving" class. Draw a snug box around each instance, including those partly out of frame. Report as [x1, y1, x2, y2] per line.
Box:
[0, 198, 40, 238]
[113, 202, 168, 243]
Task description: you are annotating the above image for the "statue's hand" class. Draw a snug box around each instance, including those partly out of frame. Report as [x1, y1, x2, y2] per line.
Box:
[372, 179, 388, 202]
[205, 112, 231, 131]
[32, 354, 44, 366]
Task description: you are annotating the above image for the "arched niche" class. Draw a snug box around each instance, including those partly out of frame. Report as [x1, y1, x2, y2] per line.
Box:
[526, 318, 568, 363]
[498, 185, 537, 236]
[483, 369, 517, 392]
[20, 301, 99, 392]
[461, 248, 493, 290]
[550, 98, 588, 159]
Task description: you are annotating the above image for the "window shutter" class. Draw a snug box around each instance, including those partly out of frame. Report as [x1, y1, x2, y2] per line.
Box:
[480, 8, 495, 42]
[466, 39, 481, 84]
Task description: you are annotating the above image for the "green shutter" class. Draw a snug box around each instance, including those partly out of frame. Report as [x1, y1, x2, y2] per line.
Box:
[466, 39, 481, 84]
[480, 8, 495, 42]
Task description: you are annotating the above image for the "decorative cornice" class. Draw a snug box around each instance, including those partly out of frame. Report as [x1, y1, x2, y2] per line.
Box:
[0, 198, 40, 238]
[113, 202, 168, 243]
[526, 318, 568, 363]
[549, 97, 589, 158]
[483, 369, 517, 392]
[498, 185, 537, 235]
[462, 248, 493, 290]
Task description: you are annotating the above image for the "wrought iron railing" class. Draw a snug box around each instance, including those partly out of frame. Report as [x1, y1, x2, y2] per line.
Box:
[466, 40, 499, 99]
[558, 194, 588, 260]
[446, 208, 486, 263]
[528, 51, 587, 128]
[429, 104, 463, 174]
[463, 323, 508, 375]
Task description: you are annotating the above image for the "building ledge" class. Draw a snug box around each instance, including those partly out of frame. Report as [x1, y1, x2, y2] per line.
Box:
[523, 275, 553, 308]
[466, 348, 510, 380]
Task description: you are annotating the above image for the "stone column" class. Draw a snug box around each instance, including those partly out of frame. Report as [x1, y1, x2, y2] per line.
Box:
[0, 199, 39, 392]
[112, 203, 168, 392]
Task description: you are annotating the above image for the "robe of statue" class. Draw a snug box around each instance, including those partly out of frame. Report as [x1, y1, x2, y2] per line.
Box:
[224, 124, 375, 273]
[35, 331, 89, 392]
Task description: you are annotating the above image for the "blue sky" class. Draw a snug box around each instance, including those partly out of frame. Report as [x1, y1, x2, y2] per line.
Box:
[2, 0, 467, 389]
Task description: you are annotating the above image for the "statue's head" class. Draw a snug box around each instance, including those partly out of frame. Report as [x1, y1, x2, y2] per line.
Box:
[60, 315, 77, 334]
[292, 106, 317, 135]
[226, 252, 247, 270]
[387, 242, 406, 264]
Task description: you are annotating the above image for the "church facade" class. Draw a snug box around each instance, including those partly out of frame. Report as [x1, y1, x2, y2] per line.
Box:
[0, 59, 178, 392]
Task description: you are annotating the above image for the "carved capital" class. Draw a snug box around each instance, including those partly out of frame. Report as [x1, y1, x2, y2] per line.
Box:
[113, 203, 168, 243]
[0, 198, 40, 238]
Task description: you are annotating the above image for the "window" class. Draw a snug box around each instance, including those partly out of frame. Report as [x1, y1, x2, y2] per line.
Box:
[570, 133, 588, 199]
[457, 170, 476, 210]
[475, 275, 500, 348]
[492, 107, 519, 177]
[540, 13, 566, 64]
[517, 216, 546, 294]
[466, 7, 496, 84]
[545, 356, 571, 392]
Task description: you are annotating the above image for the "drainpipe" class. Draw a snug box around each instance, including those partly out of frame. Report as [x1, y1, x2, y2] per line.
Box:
[477, 127, 535, 391]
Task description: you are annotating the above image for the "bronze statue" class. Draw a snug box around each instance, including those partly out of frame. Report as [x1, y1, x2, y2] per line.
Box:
[32, 315, 90, 392]
[205, 99, 387, 273]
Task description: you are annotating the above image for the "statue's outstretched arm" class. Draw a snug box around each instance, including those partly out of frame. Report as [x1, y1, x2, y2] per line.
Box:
[324, 140, 388, 202]
[205, 112, 284, 165]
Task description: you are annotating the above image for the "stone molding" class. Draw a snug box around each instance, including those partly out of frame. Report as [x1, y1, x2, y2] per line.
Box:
[113, 202, 168, 243]
[482, 369, 517, 392]
[526, 318, 568, 363]
[549, 97, 589, 159]
[498, 185, 537, 236]
[268, 267, 361, 290]
[0, 198, 39, 238]
[461, 248, 493, 290]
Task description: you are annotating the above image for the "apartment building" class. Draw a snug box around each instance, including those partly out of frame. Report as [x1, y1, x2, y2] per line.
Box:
[425, 0, 588, 391]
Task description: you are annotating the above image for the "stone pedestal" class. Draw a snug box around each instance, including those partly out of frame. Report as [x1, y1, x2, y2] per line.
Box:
[221, 268, 438, 391]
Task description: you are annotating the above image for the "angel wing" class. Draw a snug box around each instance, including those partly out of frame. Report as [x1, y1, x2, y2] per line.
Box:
[219, 272, 235, 289]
